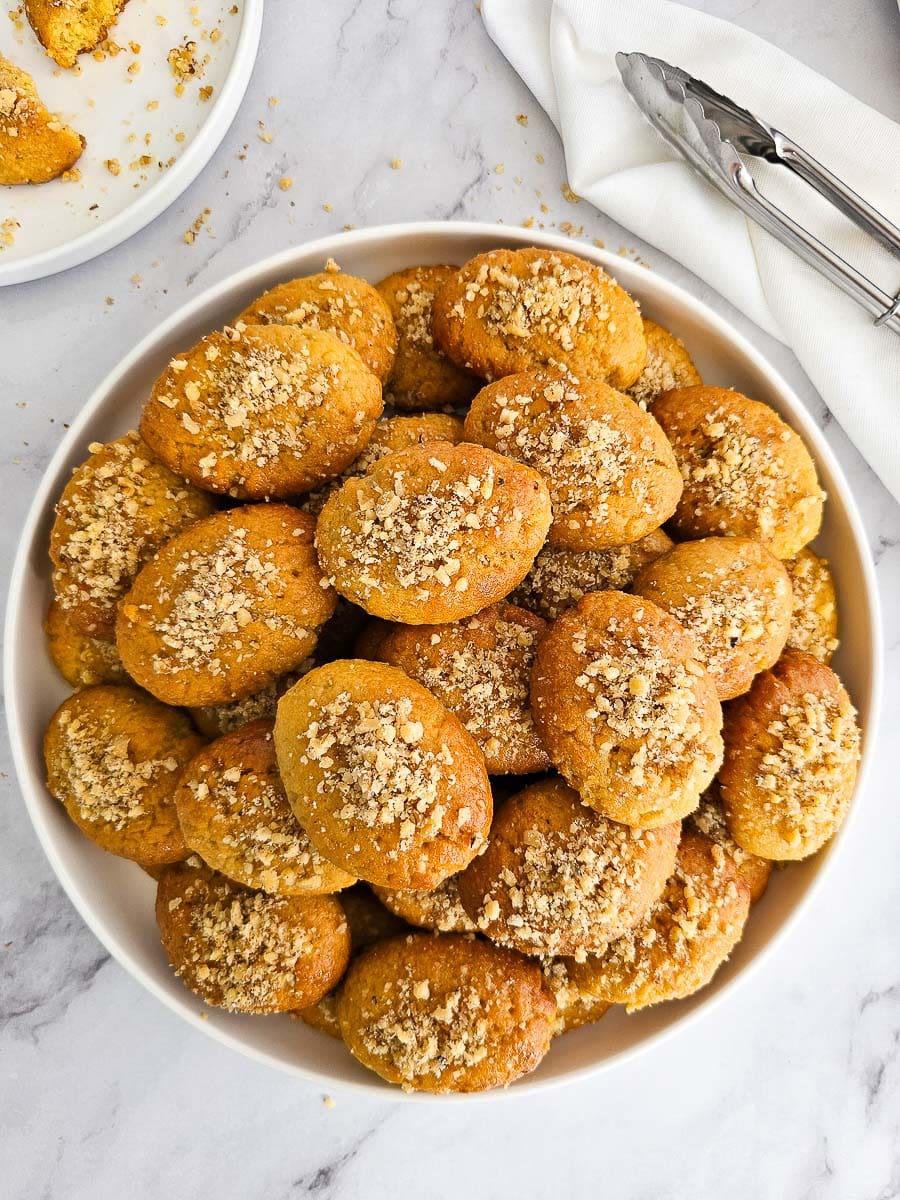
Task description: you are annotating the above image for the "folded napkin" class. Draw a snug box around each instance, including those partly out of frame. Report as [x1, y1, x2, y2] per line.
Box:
[482, 0, 900, 505]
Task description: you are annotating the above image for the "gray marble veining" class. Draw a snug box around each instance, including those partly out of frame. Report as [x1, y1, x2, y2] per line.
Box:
[2, 1, 900, 1197]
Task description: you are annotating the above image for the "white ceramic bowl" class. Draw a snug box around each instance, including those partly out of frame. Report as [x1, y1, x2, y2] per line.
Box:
[5, 222, 882, 1100]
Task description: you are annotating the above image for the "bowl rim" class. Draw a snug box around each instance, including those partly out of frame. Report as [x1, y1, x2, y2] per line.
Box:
[4, 219, 883, 1102]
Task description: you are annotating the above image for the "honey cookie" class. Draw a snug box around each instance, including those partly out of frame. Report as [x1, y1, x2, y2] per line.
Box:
[315, 441, 552, 625]
[116, 504, 336, 707]
[531, 591, 723, 828]
[140, 325, 383, 500]
[337, 932, 556, 1092]
[45, 598, 128, 687]
[539, 957, 611, 1036]
[785, 548, 839, 662]
[510, 530, 674, 621]
[456, 779, 680, 956]
[464, 371, 682, 550]
[174, 719, 355, 896]
[0, 54, 84, 183]
[651, 386, 824, 558]
[632, 537, 793, 701]
[432, 248, 646, 388]
[301, 412, 465, 517]
[568, 830, 751, 1010]
[373, 876, 478, 935]
[370, 602, 551, 775]
[689, 787, 771, 903]
[627, 319, 702, 410]
[156, 862, 350, 1014]
[274, 659, 492, 890]
[719, 649, 860, 860]
[375, 265, 480, 409]
[188, 666, 312, 739]
[23, 0, 128, 69]
[43, 684, 204, 864]
[236, 270, 397, 382]
[49, 432, 217, 639]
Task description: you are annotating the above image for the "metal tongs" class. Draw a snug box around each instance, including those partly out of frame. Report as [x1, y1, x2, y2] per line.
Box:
[616, 51, 900, 335]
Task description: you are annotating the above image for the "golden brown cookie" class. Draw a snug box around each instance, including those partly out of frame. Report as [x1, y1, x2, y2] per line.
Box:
[373, 876, 478, 934]
[432, 248, 646, 388]
[188, 666, 312, 739]
[370, 602, 551, 775]
[539, 957, 611, 1036]
[375, 265, 480, 409]
[531, 591, 723, 828]
[174, 719, 355, 896]
[627, 319, 702, 409]
[337, 932, 556, 1092]
[651, 386, 824, 558]
[49, 432, 217, 639]
[300, 412, 466, 517]
[457, 779, 680, 956]
[116, 504, 336, 708]
[45, 598, 128, 687]
[719, 649, 860, 860]
[632, 537, 793, 701]
[140, 325, 383, 500]
[236, 270, 397, 382]
[316, 441, 552, 624]
[785, 548, 839, 662]
[510, 530, 674, 621]
[43, 684, 203, 864]
[568, 830, 751, 1010]
[23, 0, 128, 69]
[274, 659, 492, 890]
[464, 371, 681, 551]
[689, 787, 771, 904]
[156, 862, 350, 1014]
[0, 54, 84, 183]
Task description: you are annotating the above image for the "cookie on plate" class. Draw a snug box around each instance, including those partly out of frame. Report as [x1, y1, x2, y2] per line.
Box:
[44, 684, 204, 864]
[174, 719, 356, 896]
[140, 325, 383, 500]
[632, 537, 793, 700]
[337, 932, 556, 1092]
[626, 319, 702, 410]
[651, 386, 824, 558]
[116, 504, 336, 707]
[464, 371, 682, 550]
[568, 830, 751, 1010]
[456, 778, 680, 956]
[274, 659, 493, 890]
[315, 441, 552, 624]
[237, 269, 397, 382]
[719, 649, 861, 860]
[531, 591, 723, 828]
[375, 265, 480, 409]
[0, 54, 84, 183]
[373, 875, 478, 935]
[432, 247, 646, 388]
[689, 787, 772, 904]
[45, 598, 128, 687]
[784, 548, 839, 663]
[188, 666, 313, 739]
[510, 529, 674, 621]
[156, 862, 350, 1014]
[539, 957, 611, 1036]
[49, 432, 216, 639]
[23, 0, 129, 69]
[370, 602, 551, 775]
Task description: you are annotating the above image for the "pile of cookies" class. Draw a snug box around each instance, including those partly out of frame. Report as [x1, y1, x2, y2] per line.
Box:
[42, 247, 862, 1094]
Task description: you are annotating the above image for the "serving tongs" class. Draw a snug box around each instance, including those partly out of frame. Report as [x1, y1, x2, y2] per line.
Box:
[615, 51, 900, 335]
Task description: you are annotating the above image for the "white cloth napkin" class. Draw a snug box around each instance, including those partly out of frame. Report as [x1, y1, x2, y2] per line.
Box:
[481, 0, 900, 505]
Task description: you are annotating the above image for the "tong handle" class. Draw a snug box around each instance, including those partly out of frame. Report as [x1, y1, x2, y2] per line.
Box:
[779, 137, 900, 262]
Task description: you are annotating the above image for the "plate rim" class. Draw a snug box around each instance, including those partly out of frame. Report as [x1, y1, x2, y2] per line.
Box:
[0, 0, 265, 287]
[4, 219, 884, 1101]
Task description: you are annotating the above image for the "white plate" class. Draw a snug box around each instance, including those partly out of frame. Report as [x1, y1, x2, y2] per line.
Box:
[0, 0, 263, 285]
[4, 222, 883, 1101]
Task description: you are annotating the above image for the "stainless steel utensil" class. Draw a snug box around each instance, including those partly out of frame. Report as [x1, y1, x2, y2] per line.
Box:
[616, 50, 900, 334]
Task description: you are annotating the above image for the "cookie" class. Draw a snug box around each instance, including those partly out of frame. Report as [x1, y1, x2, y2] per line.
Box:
[626, 319, 702, 410]
[0, 54, 84, 182]
[23, 0, 128, 69]
[689, 787, 772, 903]
[784, 548, 839, 662]
[373, 876, 478, 934]
[45, 598, 128, 687]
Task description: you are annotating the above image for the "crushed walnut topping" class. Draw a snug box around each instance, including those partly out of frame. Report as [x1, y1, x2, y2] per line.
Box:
[785, 551, 839, 661]
[299, 693, 454, 853]
[628, 339, 692, 409]
[393, 278, 438, 351]
[377, 876, 477, 934]
[195, 665, 311, 735]
[54, 708, 180, 829]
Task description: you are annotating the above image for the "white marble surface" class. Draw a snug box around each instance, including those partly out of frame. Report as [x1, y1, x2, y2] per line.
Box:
[2, 1, 900, 1196]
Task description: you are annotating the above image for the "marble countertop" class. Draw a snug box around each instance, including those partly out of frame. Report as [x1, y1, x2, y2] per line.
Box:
[3, 1, 900, 1196]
